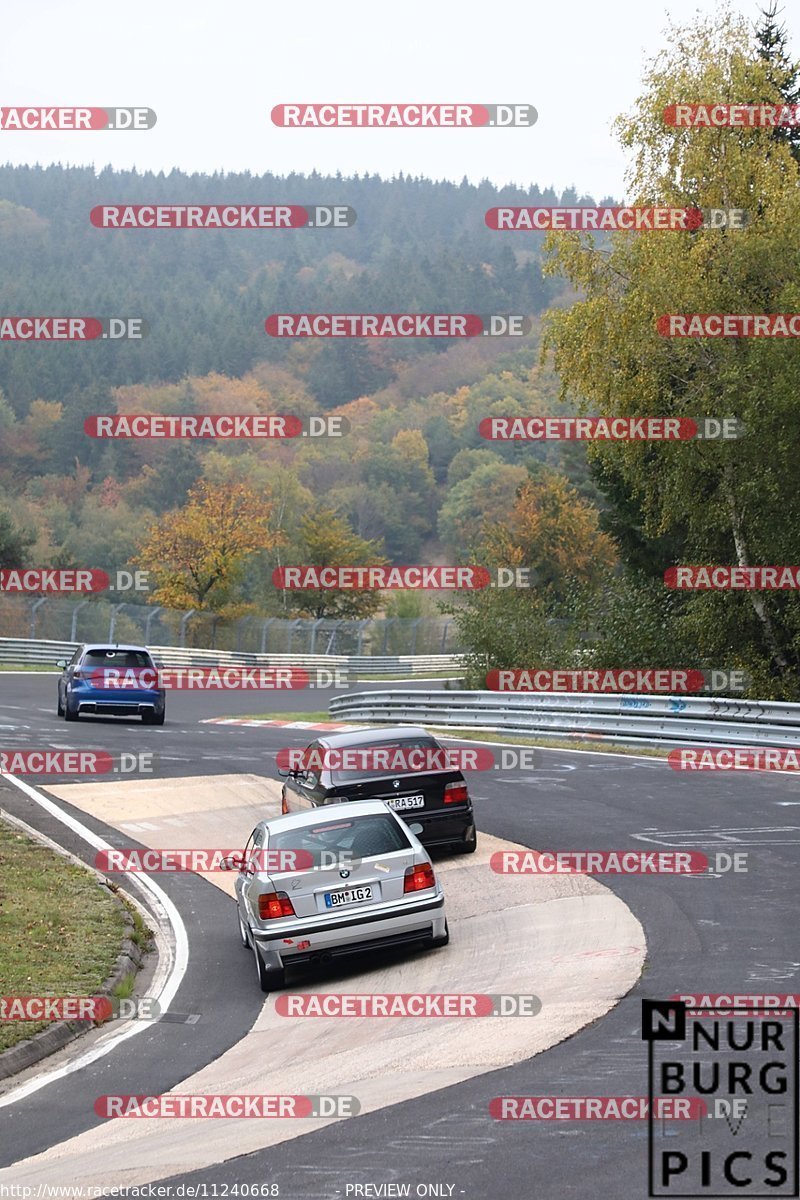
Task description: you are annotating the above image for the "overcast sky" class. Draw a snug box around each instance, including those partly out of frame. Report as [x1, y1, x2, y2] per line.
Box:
[0, 0, 778, 198]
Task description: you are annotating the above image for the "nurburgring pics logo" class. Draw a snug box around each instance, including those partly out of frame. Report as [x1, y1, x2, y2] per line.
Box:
[485, 669, 749, 693]
[665, 566, 800, 589]
[265, 314, 530, 337]
[643, 998, 798, 1196]
[274, 993, 541, 1017]
[91, 205, 355, 229]
[0, 107, 156, 130]
[658, 314, 800, 337]
[479, 416, 742, 440]
[270, 104, 536, 127]
[486, 207, 746, 231]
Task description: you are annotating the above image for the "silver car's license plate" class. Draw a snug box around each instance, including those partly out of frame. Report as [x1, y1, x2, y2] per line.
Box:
[385, 794, 425, 811]
[325, 885, 374, 909]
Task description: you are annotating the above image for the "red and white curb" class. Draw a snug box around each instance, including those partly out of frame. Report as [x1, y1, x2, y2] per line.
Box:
[199, 718, 363, 730]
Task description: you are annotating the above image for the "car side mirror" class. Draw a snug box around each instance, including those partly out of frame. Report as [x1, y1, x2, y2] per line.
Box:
[56, 659, 67, 669]
[407, 823, 424, 835]
[220, 853, 244, 871]
[277, 767, 297, 778]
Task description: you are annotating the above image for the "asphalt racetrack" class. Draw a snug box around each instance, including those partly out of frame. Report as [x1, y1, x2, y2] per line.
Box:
[1, 673, 798, 1198]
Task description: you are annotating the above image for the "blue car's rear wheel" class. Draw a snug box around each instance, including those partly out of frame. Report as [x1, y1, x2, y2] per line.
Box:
[64, 698, 79, 722]
[57, 691, 64, 717]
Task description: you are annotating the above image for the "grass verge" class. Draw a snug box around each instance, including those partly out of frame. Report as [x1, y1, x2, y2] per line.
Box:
[0, 818, 132, 1052]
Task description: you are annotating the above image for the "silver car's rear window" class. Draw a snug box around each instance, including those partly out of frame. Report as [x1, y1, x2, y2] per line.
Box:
[269, 813, 411, 863]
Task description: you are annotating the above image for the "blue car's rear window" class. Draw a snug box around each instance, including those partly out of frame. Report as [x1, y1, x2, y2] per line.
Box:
[81, 649, 153, 669]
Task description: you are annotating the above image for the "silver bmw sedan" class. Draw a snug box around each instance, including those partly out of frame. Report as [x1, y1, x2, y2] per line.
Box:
[230, 800, 449, 991]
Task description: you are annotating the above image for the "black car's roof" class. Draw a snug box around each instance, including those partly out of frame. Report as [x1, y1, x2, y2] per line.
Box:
[314, 725, 436, 749]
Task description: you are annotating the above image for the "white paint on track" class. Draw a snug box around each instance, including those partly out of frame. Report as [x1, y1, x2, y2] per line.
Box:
[0, 773, 189, 1108]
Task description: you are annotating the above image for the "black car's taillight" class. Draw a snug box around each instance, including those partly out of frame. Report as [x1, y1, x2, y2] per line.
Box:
[444, 781, 469, 804]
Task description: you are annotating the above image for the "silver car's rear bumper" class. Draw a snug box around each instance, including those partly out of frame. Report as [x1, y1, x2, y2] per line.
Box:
[252, 891, 446, 969]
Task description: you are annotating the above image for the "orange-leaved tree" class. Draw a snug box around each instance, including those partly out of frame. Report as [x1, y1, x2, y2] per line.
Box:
[134, 480, 279, 611]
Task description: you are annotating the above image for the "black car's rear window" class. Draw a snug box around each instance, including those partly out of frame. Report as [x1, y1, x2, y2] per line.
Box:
[327, 736, 444, 783]
[81, 649, 153, 669]
[269, 813, 411, 863]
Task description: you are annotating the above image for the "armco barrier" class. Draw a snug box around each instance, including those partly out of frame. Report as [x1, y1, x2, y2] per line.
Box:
[0, 638, 464, 678]
[328, 689, 800, 749]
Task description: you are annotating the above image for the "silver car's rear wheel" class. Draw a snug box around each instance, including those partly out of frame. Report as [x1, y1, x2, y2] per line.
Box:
[252, 938, 285, 992]
[238, 911, 249, 948]
[430, 919, 450, 948]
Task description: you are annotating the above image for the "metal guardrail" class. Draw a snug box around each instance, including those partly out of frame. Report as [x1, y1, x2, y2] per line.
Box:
[0, 638, 464, 678]
[328, 689, 800, 749]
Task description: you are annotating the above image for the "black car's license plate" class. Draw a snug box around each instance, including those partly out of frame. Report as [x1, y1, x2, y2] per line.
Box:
[325, 885, 374, 909]
[385, 794, 425, 812]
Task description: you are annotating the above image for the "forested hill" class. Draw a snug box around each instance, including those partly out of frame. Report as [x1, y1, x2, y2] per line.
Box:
[0, 164, 602, 413]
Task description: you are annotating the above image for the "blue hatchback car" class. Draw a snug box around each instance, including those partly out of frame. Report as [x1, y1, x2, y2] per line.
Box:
[57, 643, 166, 725]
